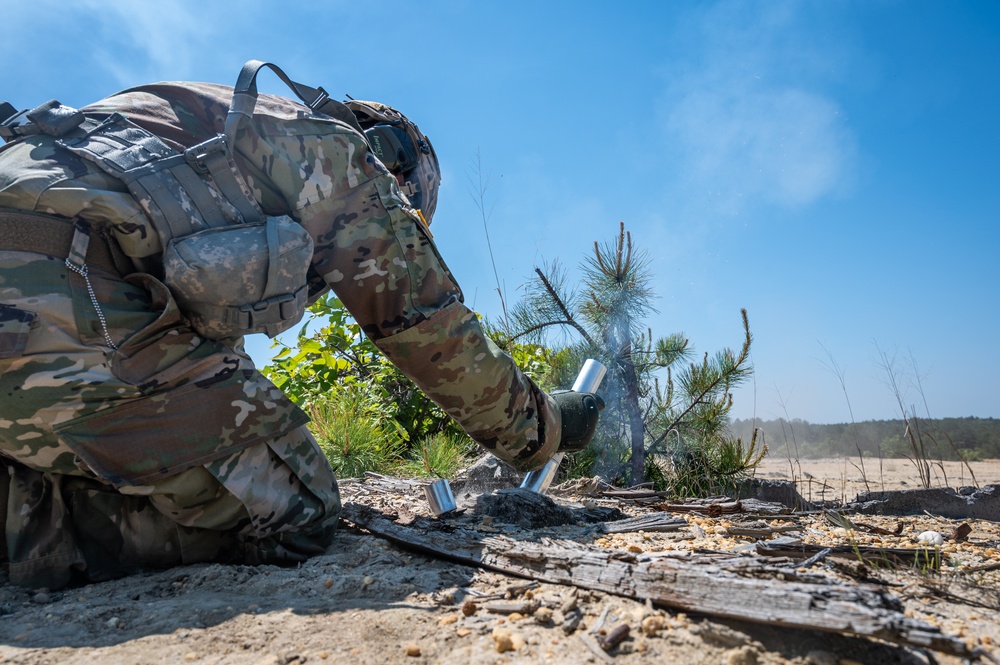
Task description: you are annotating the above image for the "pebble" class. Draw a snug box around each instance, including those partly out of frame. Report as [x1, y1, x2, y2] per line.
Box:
[106, 617, 120, 629]
[32, 592, 51, 604]
[561, 609, 583, 635]
[534, 606, 553, 624]
[494, 633, 514, 653]
[917, 531, 945, 546]
[491, 627, 524, 653]
[724, 646, 758, 665]
[461, 600, 478, 616]
[641, 615, 667, 636]
[404, 642, 421, 657]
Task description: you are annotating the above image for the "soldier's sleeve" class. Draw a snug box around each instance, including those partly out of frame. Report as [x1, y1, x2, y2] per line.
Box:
[243, 121, 561, 471]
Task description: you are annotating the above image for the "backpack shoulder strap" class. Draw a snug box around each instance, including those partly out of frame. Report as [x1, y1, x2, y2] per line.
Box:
[224, 60, 365, 144]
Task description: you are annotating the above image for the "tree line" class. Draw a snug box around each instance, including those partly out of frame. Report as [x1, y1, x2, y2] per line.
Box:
[729, 416, 1000, 462]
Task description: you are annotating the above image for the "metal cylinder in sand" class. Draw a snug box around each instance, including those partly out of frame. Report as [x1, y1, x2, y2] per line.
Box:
[424, 478, 457, 516]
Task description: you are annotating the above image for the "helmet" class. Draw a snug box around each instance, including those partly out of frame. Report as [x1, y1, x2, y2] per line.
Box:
[344, 100, 441, 225]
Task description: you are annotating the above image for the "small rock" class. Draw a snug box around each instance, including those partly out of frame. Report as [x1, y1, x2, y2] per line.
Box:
[917, 531, 945, 546]
[641, 615, 667, 636]
[725, 646, 758, 665]
[456, 627, 472, 637]
[461, 600, 478, 616]
[493, 627, 525, 652]
[404, 642, 421, 657]
[106, 617, 120, 629]
[492, 628, 515, 653]
[534, 606, 553, 625]
[562, 609, 583, 635]
[32, 592, 51, 604]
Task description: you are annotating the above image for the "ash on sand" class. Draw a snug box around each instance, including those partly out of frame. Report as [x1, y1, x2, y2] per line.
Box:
[474, 488, 578, 528]
[473, 487, 625, 529]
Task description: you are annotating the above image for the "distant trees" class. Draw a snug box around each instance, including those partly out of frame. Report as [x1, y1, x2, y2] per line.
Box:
[729, 417, 1000, 462]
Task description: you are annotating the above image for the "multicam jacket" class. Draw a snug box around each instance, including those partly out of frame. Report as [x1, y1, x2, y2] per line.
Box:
[0, 82, 561, 477]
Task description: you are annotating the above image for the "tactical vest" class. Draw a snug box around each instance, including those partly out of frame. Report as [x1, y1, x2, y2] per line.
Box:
[0, 61, 365, 340]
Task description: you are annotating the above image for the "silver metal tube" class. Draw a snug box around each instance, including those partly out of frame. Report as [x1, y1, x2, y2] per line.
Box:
[424, 478, 457, 516]
[519, 452, 565, 493]
[571, 359, 607, 393]
[521, 359, 607, 494]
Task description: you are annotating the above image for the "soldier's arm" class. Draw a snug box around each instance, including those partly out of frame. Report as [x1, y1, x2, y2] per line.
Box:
[243, 123, 561, 471]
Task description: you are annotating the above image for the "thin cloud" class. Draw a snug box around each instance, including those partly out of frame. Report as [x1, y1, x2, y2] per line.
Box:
[660, 1, 857, 213]
[5, 0, 259, 87]
[73, 0, 222, 84]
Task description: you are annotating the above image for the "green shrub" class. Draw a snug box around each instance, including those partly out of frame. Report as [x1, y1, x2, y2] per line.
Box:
[400, 432, 478, 479]
[308, 387, 404, 478]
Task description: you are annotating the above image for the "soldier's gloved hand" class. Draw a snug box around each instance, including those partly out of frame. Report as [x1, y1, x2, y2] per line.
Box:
[551, 390, 604, 452]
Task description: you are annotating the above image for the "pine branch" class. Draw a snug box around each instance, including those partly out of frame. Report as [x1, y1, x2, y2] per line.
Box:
[535, 267, 595, 346]
[509, 320, 581, 343]
[650, 309, 752, 451]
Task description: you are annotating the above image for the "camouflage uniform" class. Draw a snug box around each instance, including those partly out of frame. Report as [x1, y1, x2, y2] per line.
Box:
[0, 82, 561, 588]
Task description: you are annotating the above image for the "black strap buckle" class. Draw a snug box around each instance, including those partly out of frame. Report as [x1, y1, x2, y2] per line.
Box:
[184, 135, 229, 174]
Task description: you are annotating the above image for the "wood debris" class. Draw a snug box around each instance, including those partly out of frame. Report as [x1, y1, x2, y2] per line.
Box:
[341, 502, 977, 659]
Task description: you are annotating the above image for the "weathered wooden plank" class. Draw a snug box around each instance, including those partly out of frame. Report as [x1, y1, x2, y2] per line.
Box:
[599, 513, 687, 534]
[341, 502, 975, 659]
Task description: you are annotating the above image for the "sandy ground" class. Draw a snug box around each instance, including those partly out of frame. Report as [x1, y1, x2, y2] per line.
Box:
[1, 457, 998, 665]
[754, 455, 1000, 504]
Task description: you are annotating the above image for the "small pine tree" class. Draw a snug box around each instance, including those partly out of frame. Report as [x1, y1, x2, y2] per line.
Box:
[509, 222, 763, 491]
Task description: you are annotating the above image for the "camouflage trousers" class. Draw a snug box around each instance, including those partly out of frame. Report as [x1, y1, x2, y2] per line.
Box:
[0, 247, 341, 589]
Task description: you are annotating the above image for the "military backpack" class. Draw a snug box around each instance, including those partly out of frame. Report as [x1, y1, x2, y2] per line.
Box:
[0, 61, 365, 340]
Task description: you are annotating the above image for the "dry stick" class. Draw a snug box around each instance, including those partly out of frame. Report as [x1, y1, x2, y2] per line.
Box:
[577, 633, 615, 664]
[727, 524, 802, 538]
[800, 547, 834, 568]
[599, 623, 631, 651]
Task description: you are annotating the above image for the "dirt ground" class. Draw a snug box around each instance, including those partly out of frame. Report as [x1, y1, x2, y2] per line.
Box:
[1, 456, 999, 665]
[755, 456, 1000, 504]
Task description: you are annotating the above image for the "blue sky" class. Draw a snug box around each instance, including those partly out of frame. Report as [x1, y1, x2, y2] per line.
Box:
[5, 1, 998, 424]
